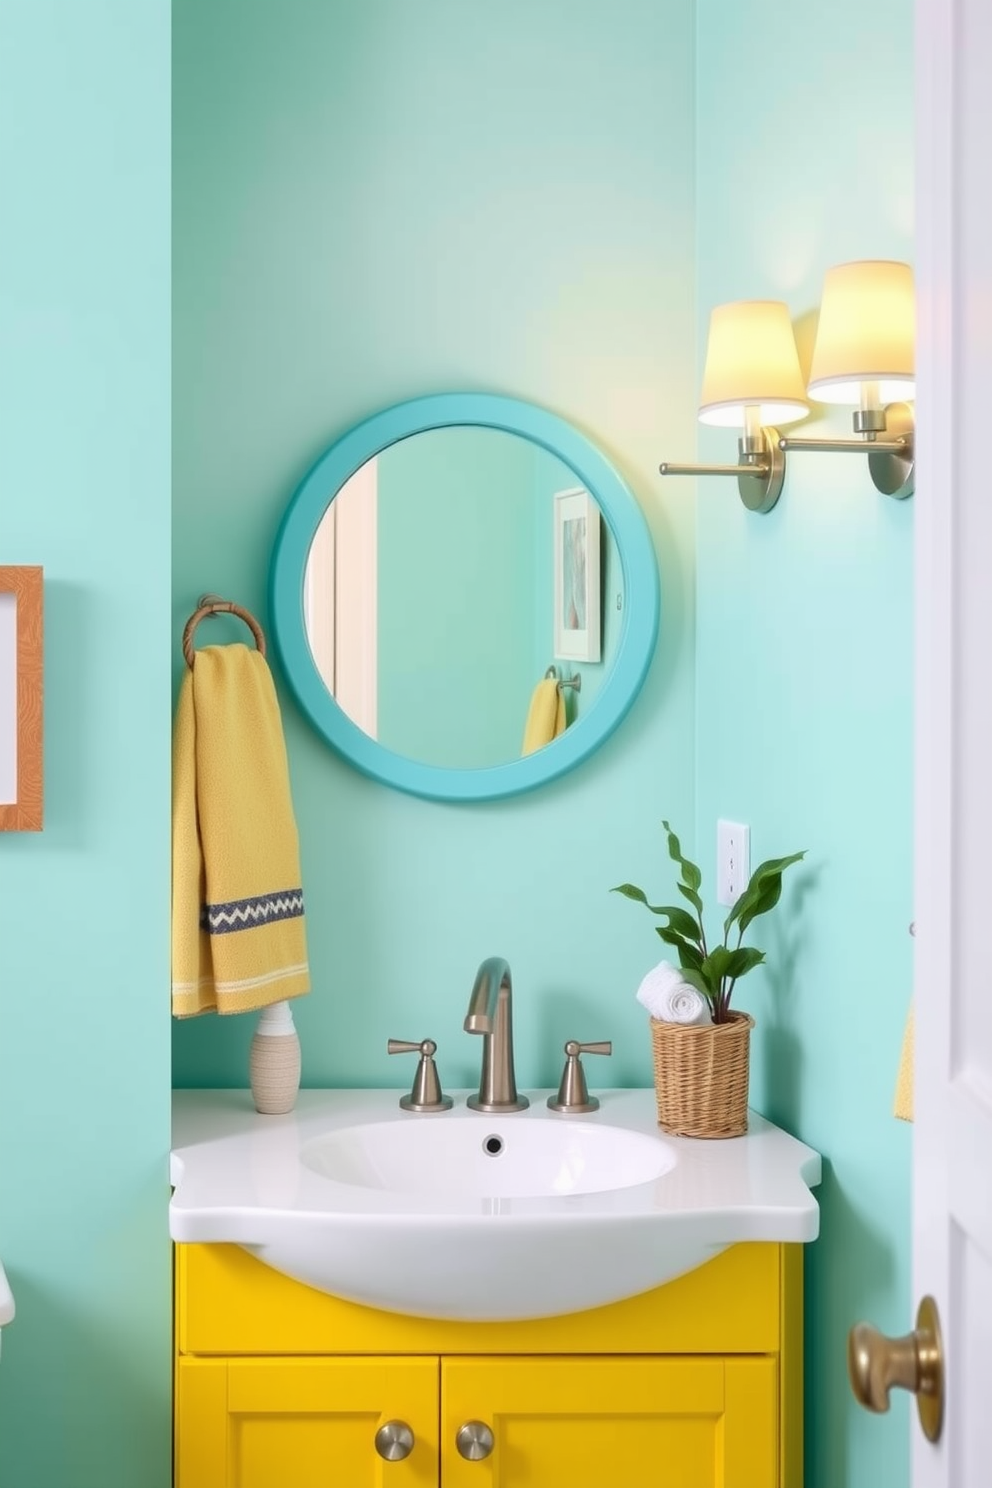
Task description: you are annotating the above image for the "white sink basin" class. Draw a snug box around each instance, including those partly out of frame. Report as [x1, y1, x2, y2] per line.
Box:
[171, 1089, 820, 1322]
[301, 1115, 677, 1198]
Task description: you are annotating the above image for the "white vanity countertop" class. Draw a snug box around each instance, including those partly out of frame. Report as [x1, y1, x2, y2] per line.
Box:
[171, 1089, 821, 1320]
[171, 1088, 821, 1231]
[0, 1260, 14, 1327]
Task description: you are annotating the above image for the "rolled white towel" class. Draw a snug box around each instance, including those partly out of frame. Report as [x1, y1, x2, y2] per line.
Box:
[636, 960, 712, 1026]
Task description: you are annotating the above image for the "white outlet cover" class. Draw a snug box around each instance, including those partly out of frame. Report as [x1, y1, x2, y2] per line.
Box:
[717, 820, 750, 907]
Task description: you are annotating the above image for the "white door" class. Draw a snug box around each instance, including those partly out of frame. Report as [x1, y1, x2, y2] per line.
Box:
[912, 0, 992, 1481]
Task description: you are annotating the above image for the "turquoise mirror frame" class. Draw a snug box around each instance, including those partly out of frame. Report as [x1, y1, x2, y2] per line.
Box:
[269, 393, 660, 802]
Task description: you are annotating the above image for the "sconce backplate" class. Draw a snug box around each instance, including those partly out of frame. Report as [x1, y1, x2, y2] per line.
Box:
[869, 401, 915, 500]
[738, 429, 785, 513]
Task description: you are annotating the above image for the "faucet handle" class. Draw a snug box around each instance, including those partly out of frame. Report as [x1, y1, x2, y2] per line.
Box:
[547, 1039, 612, 1114]
[387, 1038, 454, 1113]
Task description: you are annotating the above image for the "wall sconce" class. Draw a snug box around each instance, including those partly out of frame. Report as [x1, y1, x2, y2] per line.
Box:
[659, 300, 809, 513]
[778, 259, 915, 499]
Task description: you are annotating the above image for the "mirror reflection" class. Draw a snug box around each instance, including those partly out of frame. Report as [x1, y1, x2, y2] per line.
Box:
[303, 427, 622, 771]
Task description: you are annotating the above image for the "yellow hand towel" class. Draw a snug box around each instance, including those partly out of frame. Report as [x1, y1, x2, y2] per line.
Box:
[172, 643, 310, 1018]
[521, 677, 567, 756]
[893, 1002, 914, 1121]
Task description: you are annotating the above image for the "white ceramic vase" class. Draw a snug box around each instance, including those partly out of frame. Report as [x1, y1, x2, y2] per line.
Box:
[249, 1000, 301, 1114]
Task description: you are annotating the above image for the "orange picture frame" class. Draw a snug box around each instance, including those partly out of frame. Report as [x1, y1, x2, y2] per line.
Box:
[0, 566, 43, 831]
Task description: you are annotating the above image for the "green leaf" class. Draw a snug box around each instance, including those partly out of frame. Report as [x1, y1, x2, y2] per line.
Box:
[655, 905, 701, 941]
[745, 852, 806, 900]
[751, 850, 807, 880]
[723, 851, 805, 935]
[611, 884, 686, 919]
[736, 880, 784, 936]
[675, 941, 704, 974]
[701, 945, 733, 990]
[677, 881, 704, 915]
[654, 927, 702, 962]
[612, 885, 705, 944]
[723, 946, 765, 980]
[661, 820, 702, 892]
[724, 877, 778, 938]
[611, 882, 651, 905]
[677, 966, 717, 1003]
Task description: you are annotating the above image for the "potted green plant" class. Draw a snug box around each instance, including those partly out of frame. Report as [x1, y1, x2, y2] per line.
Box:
[612, 821, 805, 1136]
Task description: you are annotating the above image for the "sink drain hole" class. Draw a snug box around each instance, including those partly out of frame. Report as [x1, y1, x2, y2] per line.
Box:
[483, 1135, 504, 1157]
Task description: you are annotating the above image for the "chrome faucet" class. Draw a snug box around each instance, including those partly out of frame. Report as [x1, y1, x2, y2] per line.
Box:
[463, 956, 529, 1112]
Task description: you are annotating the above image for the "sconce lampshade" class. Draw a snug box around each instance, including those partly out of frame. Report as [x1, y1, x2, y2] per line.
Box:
[807, 260, 915, 405]
[698, 300, 809, 429]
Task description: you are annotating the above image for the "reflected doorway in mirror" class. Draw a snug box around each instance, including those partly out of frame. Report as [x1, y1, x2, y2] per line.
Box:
[304, 457, 378, 740]
[554, 488, 601, 663]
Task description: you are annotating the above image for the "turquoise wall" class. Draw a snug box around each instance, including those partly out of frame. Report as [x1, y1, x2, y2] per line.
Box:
[694, 2, 914, 1485]
[172, 0, 698, 1097]
[0, 0, 915, 1479]
[184, 1, 913, 1485]
[0, 2, 172, 1485]
[377, 428, 540, 767]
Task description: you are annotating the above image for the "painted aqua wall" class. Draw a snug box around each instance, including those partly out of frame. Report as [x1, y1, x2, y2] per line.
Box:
[0, 0, 915, 1480]
[694, 2, 914, 1485]
[0, 2, 172, 1485]
[377, 428, 540, 767]
[172, 3, 912, 1485]
[172, 0, 698, 1095]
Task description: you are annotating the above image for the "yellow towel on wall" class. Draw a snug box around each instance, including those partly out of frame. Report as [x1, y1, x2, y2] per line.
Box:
[893, 1002, 914, 1121]
[521, 677, 567, 756]
[172, 643, 310, 1018]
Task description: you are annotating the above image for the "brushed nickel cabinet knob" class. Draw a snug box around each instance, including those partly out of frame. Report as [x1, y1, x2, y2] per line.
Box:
[455, 1420, 494, 1460]
[374, 1419, 415, 1460]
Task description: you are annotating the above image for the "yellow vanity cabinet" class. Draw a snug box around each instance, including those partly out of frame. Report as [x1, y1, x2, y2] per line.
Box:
[176, 1356, 439, 1487]
[174, 1240, 803, 1488]
[440, 1355, 778, 1487]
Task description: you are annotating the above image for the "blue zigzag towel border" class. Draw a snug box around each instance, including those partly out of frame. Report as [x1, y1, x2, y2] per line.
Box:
[201, 888, 305, 936]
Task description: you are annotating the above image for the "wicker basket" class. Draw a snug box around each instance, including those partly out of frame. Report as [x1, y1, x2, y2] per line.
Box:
[650, 1011, 755, 1138]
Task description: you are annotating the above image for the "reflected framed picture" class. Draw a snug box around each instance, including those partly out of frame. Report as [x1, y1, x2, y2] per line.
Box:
[553, 488, 601, 663]
[0, 566, 43, 831]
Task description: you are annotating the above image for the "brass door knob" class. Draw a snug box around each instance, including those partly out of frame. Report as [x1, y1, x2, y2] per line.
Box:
[848, 1295, 944, 1443]
[455, 1420, 495, 1460]
[374, 1420, 415, 1460]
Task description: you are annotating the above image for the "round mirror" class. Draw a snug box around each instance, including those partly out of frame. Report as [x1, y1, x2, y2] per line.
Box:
[269, 394, 659, 801]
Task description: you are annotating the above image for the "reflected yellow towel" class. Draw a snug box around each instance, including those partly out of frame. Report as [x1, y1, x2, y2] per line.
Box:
[172, 644, 310, 1018]
[521, 677, 567, 756]
[894, 1003, 914, 1121]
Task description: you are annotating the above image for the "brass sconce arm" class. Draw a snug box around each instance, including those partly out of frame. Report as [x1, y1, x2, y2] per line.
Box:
[777, 401, 915, 499]
[660, 459, 769, 478]
[659, 427, 786, 514]
[778, 436, 908, 455]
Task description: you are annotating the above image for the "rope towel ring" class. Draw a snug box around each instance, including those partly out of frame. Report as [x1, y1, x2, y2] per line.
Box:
[182, 593, 267, 669]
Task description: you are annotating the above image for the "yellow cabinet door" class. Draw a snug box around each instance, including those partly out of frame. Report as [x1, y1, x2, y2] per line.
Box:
[176, 1356, 439, 1488]
[441, 1355, 778, 1488]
